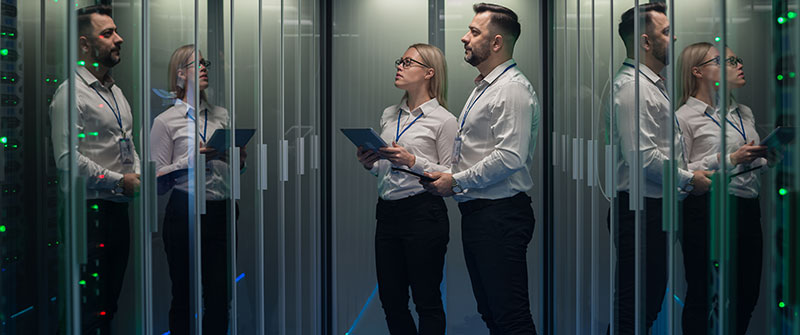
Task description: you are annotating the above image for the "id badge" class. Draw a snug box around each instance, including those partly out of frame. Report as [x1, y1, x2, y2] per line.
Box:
[452, 135, 463, 164]
[119, 138, 135, 166]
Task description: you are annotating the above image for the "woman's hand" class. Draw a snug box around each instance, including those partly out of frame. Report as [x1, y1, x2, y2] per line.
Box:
[729, 140, 767, 166]
[356, 146, 380, 170]
[199, 142, 221, 160]
[378, 142, 416, 167]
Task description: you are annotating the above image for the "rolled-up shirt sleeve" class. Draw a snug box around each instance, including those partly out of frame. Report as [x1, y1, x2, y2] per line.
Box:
[453, 82, 534, 189]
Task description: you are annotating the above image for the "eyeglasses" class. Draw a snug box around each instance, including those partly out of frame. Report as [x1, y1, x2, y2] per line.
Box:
[184, 59, 211, 69]
[697, 56, 720, 67]
[395, 57, 430, 69]
[725, 56, 744, 67]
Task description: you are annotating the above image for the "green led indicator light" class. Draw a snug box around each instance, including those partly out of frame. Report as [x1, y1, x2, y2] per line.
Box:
[788, 12, 798, 19]
[779, 188, 788, 196]
[0, 49, 8, 56]
[78, 133, 86, 138]
[714, 36, 721, 42]
[714, 262, 719, 268]
[77, 60, 86, 66]
[53, 79, 58, 83]
[92, 273, 98, 278]
[715, 82, 720, 86]
[778, 16, 787, 24]
[79, 280, 86, 285]
[0, 137, 7, 143]
[90, 132, 99, 136]
[791, 72, 796, 78]
[45, 78, 50, 82]
[778, 74, 784, 81]
[48, 243, 52, 247]
[0, 225, 6, 233]
[92, 62, 99, 68]
[779, 301, 786, 308]
[91, 204, 99, 211]
[55, 241, 59, 245]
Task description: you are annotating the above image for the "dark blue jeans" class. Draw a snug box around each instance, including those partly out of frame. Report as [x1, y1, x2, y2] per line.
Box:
[459, 192, 537, 335]
[375, 192, 449, 335]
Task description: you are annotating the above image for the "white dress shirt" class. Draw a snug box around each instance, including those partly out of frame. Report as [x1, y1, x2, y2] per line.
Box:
[50, 66, 141, 202]
[676, 97, 765, 198]
[369, 98, 458, 201]
[451, 59, 540, 202]
[150, 99, 231, 201]
[609, 59, 693, 200]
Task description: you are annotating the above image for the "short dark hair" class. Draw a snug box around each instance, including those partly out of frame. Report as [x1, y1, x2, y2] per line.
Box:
[473, 3, 521, 42]
[618, 3, 666, 49]
[77, 4, 112, 38]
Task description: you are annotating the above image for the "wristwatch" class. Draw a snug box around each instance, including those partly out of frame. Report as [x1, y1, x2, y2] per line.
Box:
[683, 174, 695, 193]
[451, 176, 463, 194]
[111, 177, 125, 195]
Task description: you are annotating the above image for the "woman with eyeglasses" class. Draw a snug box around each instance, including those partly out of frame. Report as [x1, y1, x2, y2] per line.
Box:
[150, 44, 245, 334]
[355, 43, 456, 335]
[676, 43, 768, 334]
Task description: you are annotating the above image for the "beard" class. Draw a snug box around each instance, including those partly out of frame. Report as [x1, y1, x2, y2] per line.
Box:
[464, 42, 490, 66]
[92, 44, 121, 68]
[653, 43, 668, 65]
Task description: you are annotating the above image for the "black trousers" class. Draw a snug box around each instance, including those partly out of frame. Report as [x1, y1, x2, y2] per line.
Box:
[83, 200, 131, 334]
[681, 194, 763, 335]
[459, 192, 537, 335]
[375, 192, 449, 335]
[163, 190, 236, 335]
[607, 192, 667, 335]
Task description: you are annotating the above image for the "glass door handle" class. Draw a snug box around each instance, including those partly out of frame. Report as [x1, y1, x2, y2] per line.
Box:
[259, 144, 268, 190]
[147, 161, 158, 233]
[297, 137, 305, 176]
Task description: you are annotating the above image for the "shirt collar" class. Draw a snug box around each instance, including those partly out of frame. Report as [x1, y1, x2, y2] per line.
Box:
[175, 98, 210, 118]
[475, 58, 516, 86]
[685, 96, 713, 115]
[622, 58, 663, 85]
[399, 97, 439, 116]
[76, 65, 115, 89]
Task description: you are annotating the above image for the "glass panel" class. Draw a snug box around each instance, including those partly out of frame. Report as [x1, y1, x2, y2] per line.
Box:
[330, 1, 428, 333]
[231, 0, 266, 333]
[1, 0, 75, 333]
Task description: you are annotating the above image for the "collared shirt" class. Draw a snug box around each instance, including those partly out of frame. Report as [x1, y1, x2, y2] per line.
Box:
[451, 59, 540, 202]
[50, 66, 140, 202]
[370, 98, 458, 200]
[150, 99, 231, 201]
[609, 58, 693, 200]
[676, 97, 765, 198]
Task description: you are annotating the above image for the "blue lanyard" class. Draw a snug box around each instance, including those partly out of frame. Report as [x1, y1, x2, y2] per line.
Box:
[622, 62, 681, 129]
[459, 63, 517, 130]
[90, 85, 124, 136]
[187, 108, 209, 142]
[396, 109, 424, 142]
[704, 109, 747, 142]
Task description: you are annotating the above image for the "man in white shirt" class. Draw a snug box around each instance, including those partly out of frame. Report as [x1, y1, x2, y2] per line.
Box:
[423, 3, 539, 334]
[606, 3, 711, 334]
[50, 5, 139, 333]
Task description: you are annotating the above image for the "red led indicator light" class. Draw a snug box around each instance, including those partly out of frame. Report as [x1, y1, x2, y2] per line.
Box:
[99, 311, 107, 316]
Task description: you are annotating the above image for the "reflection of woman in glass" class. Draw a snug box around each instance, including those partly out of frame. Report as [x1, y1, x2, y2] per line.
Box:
[677, 43, 767, 334]
[150, 44, 244, 334]
[354, 43, 456, 335]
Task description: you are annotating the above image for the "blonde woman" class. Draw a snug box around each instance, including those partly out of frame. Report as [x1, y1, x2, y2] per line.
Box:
[355, 43, 456, 335]
[676, 42, 767, 335]
[150, 44, 244, 334]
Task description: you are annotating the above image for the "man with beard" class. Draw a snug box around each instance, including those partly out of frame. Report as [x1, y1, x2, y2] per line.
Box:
[422, 3, 539, 334]
[50, 4, 139, 333]
[606, 3, 711, 334]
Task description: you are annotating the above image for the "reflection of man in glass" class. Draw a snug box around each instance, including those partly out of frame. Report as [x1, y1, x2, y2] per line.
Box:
[423, 3, 539, 334]
[50, 4, 139, 333]
[607, 3, 711, 334]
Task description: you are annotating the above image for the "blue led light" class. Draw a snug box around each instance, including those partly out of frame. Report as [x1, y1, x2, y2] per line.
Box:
[345, 284, 379, 335]
[236, 272, 245, 283]
[10, 305, 34, 319]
